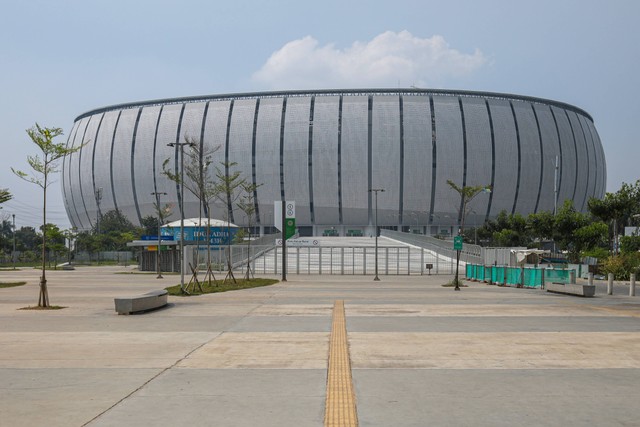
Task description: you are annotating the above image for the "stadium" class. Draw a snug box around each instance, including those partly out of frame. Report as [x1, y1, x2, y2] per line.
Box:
[62, 89, 606, 237]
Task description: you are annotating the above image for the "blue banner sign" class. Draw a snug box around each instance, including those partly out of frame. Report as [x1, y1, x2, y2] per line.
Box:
[160, 226, 237, 246]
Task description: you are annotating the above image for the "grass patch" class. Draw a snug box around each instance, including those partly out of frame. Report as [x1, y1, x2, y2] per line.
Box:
[19, 305, 66, 310]
[166, 277, 279, 296]
[0, 281, 27, 288]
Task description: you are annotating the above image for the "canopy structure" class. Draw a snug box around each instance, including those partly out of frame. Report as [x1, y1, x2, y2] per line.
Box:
[162, 218, 238, 228]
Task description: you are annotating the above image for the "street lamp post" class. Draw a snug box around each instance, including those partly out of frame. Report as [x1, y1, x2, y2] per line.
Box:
[12, 214, 16, 270]
[168, 141, 196, 294]
[151, 192, 167, 279]
[369, 188, 385, 281]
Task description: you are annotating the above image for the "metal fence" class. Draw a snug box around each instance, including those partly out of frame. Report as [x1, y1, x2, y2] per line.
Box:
[189, 244, 460, 276]
[381, 229, 483, 264]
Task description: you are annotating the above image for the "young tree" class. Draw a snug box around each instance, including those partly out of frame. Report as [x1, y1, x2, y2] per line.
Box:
[12, 124, 83, 307]
[163, 137, 219, 285]
[447, 180, 491, 290]
[237, 181, 262, 279]
[214, 161, 248, 284]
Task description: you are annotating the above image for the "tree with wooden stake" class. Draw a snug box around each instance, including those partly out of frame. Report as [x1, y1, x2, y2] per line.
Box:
[12, 124, 84, 307]
[163, 137, 220, 290]
[213, 161, 247, 285]
[447, 180, 491, 291]
[237, 181, 262, 279]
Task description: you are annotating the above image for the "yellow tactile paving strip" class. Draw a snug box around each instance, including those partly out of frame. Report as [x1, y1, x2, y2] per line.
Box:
[324, 300, 358, 427]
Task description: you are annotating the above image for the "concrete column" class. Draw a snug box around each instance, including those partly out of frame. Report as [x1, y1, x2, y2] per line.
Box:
[631, 273, 636, 297]
[588, 272, 594, 286]
[607, 273, 614, 295]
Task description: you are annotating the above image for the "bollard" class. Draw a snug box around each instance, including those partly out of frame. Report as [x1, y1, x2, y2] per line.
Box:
[631, 273, 636, 297]
[588, 272, 594, 287]
[607, 273, 614, 295]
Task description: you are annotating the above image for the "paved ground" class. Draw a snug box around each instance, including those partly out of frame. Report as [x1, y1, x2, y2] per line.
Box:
[0, 266, 639, 426]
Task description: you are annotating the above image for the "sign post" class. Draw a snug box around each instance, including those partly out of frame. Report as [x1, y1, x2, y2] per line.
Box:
[453, 235, 463, 290]
[275, 201, 296, 282]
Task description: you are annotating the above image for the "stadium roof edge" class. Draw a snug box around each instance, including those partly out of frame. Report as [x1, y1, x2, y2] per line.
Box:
[75, 88, 593, 122]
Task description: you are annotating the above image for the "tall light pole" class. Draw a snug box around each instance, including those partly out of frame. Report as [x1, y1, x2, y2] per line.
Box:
[151, 192, 167, 279]
[168, 141, 195, 293]
[95, 187, 103, 265]
[369, 188, 385, 281]
[12, 214, 16, 270]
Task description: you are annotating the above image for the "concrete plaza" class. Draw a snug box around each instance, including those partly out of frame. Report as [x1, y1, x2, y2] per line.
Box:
[0, 265, 639, 426]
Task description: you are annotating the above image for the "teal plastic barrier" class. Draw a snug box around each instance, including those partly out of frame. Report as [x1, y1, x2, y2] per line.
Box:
[506, 268, 521, 286]
[545, 268, 571, 284]
[523, 268, 543, 288]
[464, 264, 571, 288]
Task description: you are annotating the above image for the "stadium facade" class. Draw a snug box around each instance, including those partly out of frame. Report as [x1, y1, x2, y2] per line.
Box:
[62, 89, 606, 236]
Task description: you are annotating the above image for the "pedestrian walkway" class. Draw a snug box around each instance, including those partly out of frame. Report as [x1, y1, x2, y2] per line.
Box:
[0, 266, 639, 426]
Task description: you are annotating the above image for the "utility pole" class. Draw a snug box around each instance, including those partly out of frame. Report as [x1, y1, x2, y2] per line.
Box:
[12, 214, 16, 270]
[95, 187, 103, 264]
[151, 192, 167, 279]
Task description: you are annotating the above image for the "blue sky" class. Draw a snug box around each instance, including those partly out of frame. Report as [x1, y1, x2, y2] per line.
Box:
[1, 0, 638, 229]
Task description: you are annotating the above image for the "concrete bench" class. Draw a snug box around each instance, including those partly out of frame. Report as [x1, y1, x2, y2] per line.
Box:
[546, 282, 595, 297]
[114, 289, 168, 315]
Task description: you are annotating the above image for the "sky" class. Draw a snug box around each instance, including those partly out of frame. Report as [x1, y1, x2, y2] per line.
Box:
[1, 0, 638, 230]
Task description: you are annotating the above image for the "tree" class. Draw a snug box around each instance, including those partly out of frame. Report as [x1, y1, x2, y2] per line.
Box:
[447, 180, 491, 290]
[140, 215, 158, 236]
[0, 188, 11, 205]
[163, 138, 219, 286]
[237, 181, 262, 279]
[97, 209, 137, 235]
[12, 124, 83, 307]
[214, 161, 248, 284]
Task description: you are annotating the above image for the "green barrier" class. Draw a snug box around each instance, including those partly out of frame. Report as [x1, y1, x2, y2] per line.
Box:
[523, 268, 543, 288]
[545, 268, 571, 284]
[466, 264, 473, 279]
[506, 267, 521, 286]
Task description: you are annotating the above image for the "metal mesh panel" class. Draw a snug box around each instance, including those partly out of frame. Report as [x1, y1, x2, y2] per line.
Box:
[487, 99, 518, 216]
[432, 96, 464, 224]
[578, 114, 598, 201]
[93, 111, 120, 224]
[65, 120, 87, 229]
[512, 101, 541, 215]
[533, 104, 560, 213]
[70, 117, 93, 229]
[567, 111, 589, 211]
[461, 97, 492, 224]
[202, 100, 231, 221]
[255, 98, 284, 225]
[133, 106, 162, 220]
[177, 102, 207, 218]
[312, 96, 340, 224]
[341, 96, 369, 225]
[62, 122, 80, 228]
[77, 115, 103, 228]
[154, 104, 184, 214]
[551, 106, 577, 206]
[283, 97, 311, 223]
[402, 96, 431, 225]
[372, 95, 400, 225]
[228, 99, 257, 225]
[111, 108, 140, 225]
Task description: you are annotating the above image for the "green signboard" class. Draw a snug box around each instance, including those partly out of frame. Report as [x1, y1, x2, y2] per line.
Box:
[453, 236, 463, 251]
[285, 218, 296, 240]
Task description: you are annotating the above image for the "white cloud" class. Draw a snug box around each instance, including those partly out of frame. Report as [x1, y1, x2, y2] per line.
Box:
[252, 30, 488, 89]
